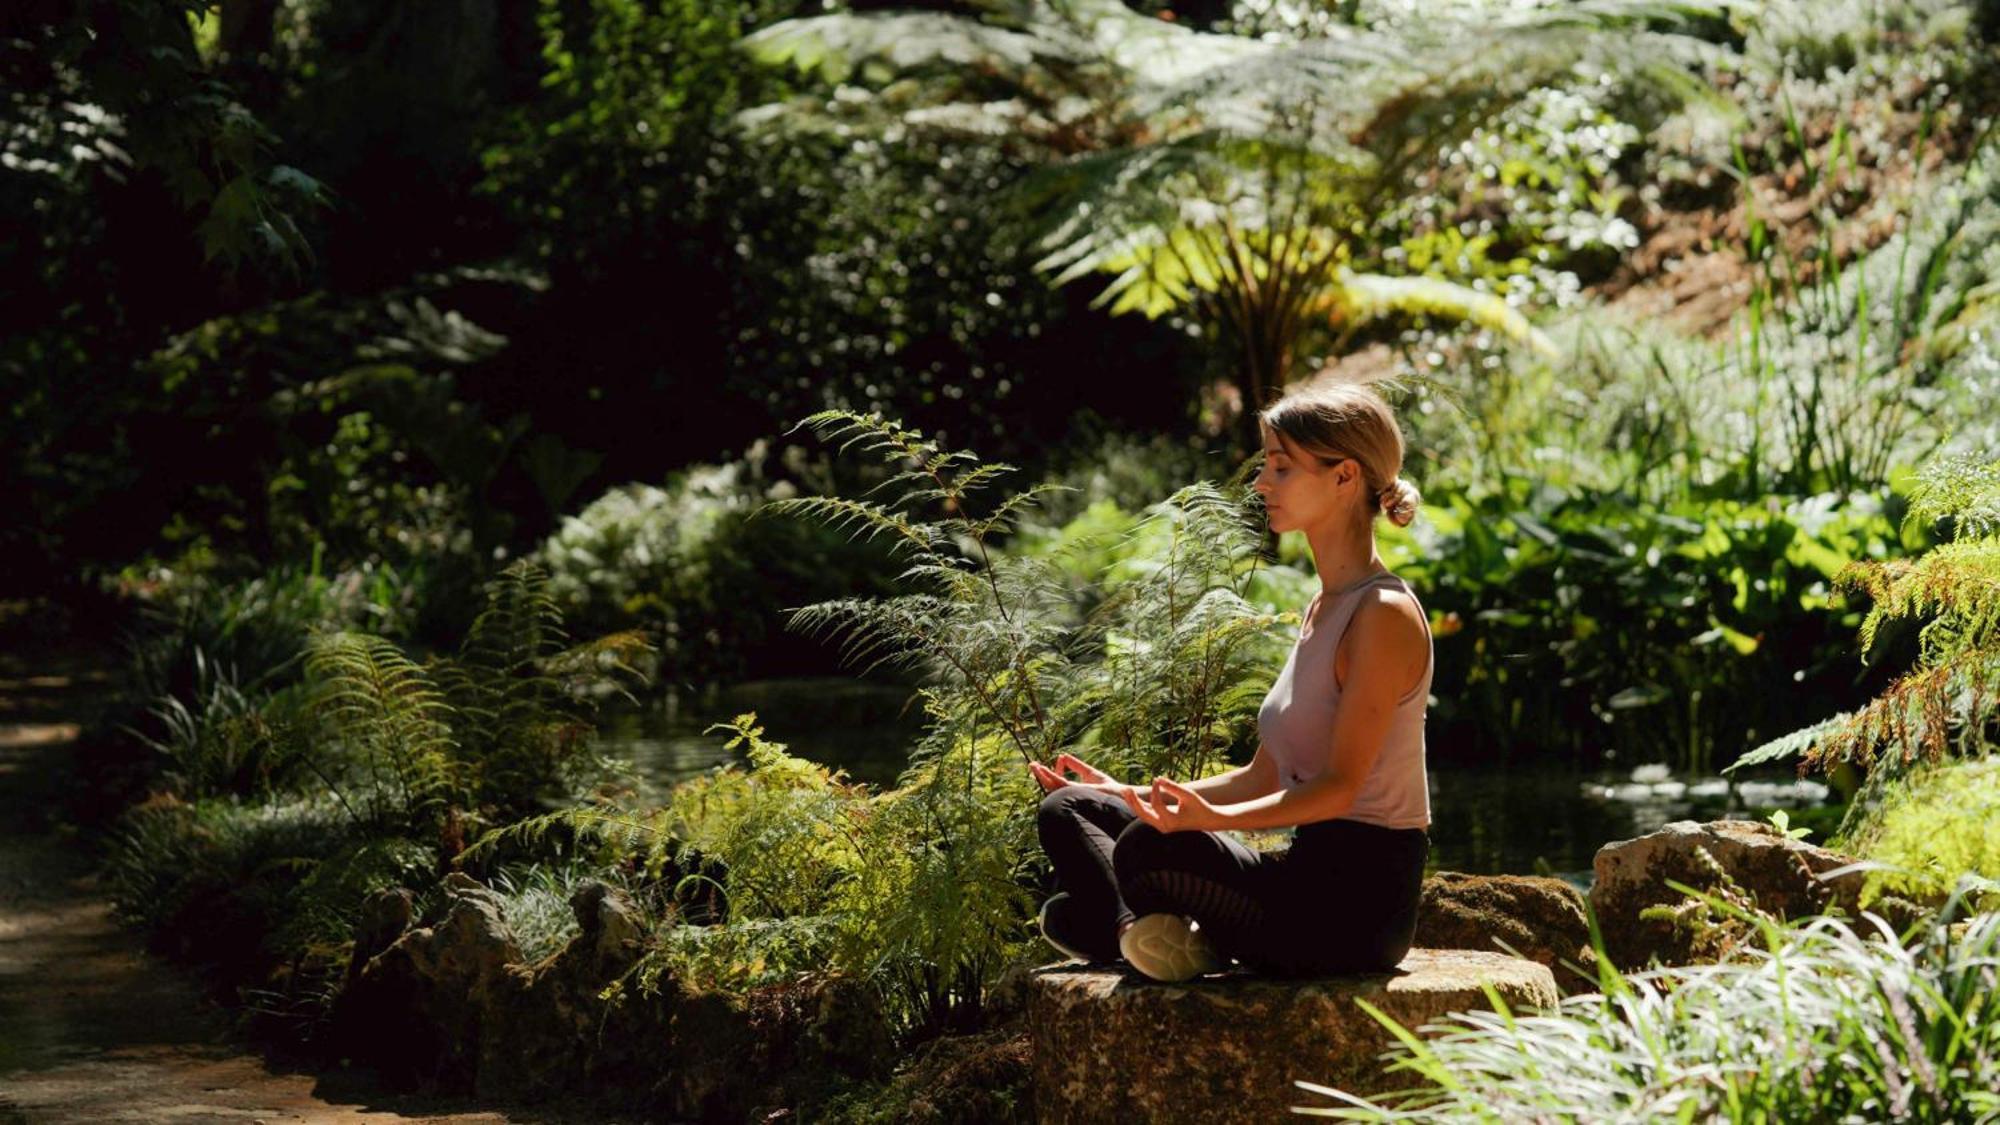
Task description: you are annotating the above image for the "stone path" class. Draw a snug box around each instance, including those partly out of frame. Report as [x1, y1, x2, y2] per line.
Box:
[0, 643, 588, 1124]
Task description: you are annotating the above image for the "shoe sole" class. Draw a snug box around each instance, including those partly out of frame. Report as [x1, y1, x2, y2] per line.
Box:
[1120, 913, 1221, 982]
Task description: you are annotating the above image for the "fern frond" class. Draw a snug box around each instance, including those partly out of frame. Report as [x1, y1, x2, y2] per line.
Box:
[1800, 654, 2000, 771]
[458, 804, 670, 868]
[762, 495, 940, 557]
[966, 482, 1072, 539]
[790, 409, 937, 469]
[307, 631, 464, 828]
[1728, 711, 1858, 773]
[1842, 540, 2000, 664]
[1907, 454, 2000, 538]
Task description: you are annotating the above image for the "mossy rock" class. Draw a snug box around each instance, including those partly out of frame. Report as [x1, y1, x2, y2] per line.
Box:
[1029, 949, 1557, 1125]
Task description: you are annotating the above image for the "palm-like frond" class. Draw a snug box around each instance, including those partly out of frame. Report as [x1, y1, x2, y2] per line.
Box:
[737, 11, 1088, 89]
[1335, 272, 1557, 355]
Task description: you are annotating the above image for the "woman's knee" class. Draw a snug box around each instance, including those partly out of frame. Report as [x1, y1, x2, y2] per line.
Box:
[1036, 785, 1123, 839]
[1109, 819, 1177, 877]
[1036, 785, 1096, 826]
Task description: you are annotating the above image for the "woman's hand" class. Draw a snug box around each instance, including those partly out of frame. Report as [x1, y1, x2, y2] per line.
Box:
[1122, 777, 1220, 833]
[1028, 752, 1127, 796]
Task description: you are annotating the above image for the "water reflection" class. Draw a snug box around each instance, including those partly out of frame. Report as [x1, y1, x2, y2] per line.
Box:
[597, 677, 924, 796]
[595, 680, 1836, 882]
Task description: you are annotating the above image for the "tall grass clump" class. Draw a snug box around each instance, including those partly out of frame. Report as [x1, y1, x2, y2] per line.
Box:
[1295, 895, 2000, 1122]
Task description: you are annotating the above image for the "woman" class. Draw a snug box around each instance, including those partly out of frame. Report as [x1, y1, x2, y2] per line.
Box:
[1029, 372, 1433, 982]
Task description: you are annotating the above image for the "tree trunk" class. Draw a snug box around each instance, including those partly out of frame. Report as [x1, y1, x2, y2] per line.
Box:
[1232, 306, 1292, 457]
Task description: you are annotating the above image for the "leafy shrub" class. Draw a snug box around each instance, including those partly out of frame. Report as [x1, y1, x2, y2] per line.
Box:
[124, 655, 319, 800]
[122, 554, 418, 705]
[103, 792, 423, 983]
[305, 562, 649, 831]
[538, 455, 900, 686]
[1299, 898, 2000, 1122]
[103, 561, 645, 1040]
[1383, 479, 1916, 769]
[488, 863, 590, 963]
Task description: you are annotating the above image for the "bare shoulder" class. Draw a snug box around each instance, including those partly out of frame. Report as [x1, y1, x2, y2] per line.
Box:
[1351, 585, 1426, 642]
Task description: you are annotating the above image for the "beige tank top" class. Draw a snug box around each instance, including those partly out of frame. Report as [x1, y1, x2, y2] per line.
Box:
[1256, 570, 1432, 830]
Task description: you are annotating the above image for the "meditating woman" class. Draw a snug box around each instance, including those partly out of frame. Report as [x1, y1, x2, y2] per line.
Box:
[1029, 371, 1433, 982]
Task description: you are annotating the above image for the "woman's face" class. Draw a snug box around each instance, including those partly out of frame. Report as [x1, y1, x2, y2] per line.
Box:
[1253, 429, 1359, 535]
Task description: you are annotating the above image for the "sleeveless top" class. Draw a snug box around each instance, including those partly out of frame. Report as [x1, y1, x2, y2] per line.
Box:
[1256, 570, 1433, 830]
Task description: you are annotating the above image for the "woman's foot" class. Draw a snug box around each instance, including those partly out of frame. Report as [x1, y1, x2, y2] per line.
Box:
[1118, 913, 1222, 982]
[1038, 893, 1118, 963]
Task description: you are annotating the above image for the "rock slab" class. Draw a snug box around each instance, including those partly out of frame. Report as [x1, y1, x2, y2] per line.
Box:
[1414, 871, 1597, 993]
[1590, 819, 1865, 969]
[1029, 949, 1557, 1125]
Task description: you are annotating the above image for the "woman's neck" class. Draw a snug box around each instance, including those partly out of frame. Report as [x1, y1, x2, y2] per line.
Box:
[1304, 516, 1384, 597]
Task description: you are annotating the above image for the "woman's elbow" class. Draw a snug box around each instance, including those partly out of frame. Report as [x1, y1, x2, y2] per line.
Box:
[1308, 773, 1361, 818]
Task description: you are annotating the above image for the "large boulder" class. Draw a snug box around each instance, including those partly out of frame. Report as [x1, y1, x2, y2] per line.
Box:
[1029, 950, 1557, 1125]
[1590, 819, 1865, 969]
[1414, 872, 1597, 994]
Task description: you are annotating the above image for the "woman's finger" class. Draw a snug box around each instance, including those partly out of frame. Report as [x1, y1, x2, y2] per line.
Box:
[1122, 786, 1159, 826]
[1056, 752, 1102, 781]
[1028, 761, 1061, 793]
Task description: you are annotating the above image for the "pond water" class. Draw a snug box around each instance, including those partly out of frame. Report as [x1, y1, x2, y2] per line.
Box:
[597, 678, 1833, 886]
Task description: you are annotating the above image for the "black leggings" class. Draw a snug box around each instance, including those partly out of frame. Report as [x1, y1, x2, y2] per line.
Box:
[1035, 785, 1428, 976]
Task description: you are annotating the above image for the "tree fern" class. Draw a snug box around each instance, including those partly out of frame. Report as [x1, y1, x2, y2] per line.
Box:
[737, 1, 1730, 445]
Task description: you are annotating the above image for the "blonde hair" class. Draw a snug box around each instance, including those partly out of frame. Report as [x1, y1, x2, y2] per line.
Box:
[1258, 371, 1421, 528]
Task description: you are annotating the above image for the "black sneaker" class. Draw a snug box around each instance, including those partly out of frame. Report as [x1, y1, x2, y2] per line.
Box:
[1037, 892, 1108, 963]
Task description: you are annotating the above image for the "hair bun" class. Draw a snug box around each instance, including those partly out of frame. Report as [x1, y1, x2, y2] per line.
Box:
[1377, 478, 1421, 528]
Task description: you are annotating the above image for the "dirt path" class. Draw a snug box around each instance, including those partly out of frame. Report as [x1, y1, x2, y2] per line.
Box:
[0, 644, 579, 1125]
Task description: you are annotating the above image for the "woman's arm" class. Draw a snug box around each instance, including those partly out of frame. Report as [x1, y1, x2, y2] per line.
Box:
[1180, 744, 1280, 805]
[1126, 594, 1427, 833]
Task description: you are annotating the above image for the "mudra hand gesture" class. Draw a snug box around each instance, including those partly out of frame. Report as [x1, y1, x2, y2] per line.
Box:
[1028, 753, 1218, 833]
[1122, 777, 1219, 833]
[1027, 751, 1127, 796]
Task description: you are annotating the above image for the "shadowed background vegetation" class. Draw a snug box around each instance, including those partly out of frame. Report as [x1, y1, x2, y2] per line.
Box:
[7, 0, 2000, 1119]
